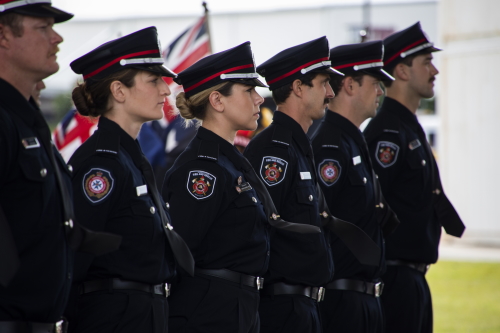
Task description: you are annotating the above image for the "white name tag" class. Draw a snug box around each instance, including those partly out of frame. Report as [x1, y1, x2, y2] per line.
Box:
[353, 156, 361, 165]
[22, 137, 40, 149]
[300, 172, 311, 180]
[136, 185, 148, 197]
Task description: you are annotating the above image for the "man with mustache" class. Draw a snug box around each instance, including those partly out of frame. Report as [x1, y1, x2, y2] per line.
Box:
[0, 2, 115, 332]
[243, 37, 341, 333]
[311, 41, 399, 333]
[363, 22, 465, 333]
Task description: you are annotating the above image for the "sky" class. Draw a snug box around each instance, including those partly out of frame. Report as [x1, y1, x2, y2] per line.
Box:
[52, 0, 435, 20]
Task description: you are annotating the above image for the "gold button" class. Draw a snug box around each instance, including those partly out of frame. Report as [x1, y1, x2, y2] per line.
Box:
[68, 164, 73, 172]
[309, 195, 313, 201]
[271, 213, 278, 220]
[40, 168, 47, 177]
[150, 206, 156, 214]
[380, 202, 384, 209]
[375, 174, 379, 179]
[434, 189, 441, 195]
[321, 211, 328, 218]
[252, 197, 257, 203]
[166, 202, 170, 209]
[422, 160, 426, 166]
[363, 177, 367, 184]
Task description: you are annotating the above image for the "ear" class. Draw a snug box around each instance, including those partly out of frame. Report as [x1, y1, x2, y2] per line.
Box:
[0, 24, 12, 50]
[342, 77, 356, 96]
[208, 90, 224, 113]
[109, 80, 126, 103]
[394, 63, 410, 82]
[291, 79, 304, 98]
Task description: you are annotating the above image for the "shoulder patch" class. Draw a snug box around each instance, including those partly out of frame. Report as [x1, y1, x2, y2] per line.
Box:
[260, 156, 288, 186]
[375, 141, 399, 168]
[318, 159, 341, 186]
[83, 168, 114, 203]
[187, 170, 216, 200]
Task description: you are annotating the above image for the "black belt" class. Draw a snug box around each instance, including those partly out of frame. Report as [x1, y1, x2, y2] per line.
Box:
[195, 268, 264, 290]
[386, 259, 430, 274]
[0, 320, 64, 333]
[80, 278, 170, 297]
[261, 282, 325, 302]
[326, 279, 384, 297]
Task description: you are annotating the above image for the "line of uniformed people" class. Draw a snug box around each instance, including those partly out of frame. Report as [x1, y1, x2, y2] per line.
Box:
[0, 1, 465, 333]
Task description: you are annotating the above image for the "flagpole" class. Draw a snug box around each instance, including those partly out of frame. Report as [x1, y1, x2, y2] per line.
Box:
[202, 1, 213, 53]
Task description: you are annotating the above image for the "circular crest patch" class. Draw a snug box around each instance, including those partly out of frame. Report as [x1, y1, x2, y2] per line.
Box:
[187, 170, 216, 200]
[83, 168, 114, 204]
[260, 156, 288, 186]
[375, 141, 400, 168]
[318, 159, 341, 186]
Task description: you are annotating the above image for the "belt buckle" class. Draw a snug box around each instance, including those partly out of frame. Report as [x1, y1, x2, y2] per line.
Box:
[374, 282, 383, 297]
[164, 283, 171, 297]
[317, 287, 325, 302]
[256, 277, 264, 290]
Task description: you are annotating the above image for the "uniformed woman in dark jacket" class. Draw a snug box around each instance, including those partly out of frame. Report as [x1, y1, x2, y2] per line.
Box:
[65, 27, 194, 333]
[161, 42, 272, 332]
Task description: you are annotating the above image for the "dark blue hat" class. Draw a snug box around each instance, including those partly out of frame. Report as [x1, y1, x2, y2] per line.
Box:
[174, 41, 267, 98]
[257, 36, 344, 91]
[330, 41, 394, 81]
[383, 22, 441, 72]
[71, 27, 176, 84]
[0, 0, 73, 23]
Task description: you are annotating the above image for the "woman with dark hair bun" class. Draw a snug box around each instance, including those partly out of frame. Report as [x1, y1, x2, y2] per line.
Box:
[162, 41, 321, 332]
[65, 27, 194, 333]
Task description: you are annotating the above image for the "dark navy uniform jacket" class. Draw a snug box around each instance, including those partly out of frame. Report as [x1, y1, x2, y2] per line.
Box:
[162, 127, 270, 277]
[69, 117, 176, 284]
[364, 97, 463, 264]
[312, 111, 386, 282]
[244, 111, 334, 287]
[0, 78, 73, 322]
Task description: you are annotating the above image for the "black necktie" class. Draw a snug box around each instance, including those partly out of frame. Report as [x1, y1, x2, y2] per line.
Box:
[140, 156, 195, 276]
[240, 158, 321, 234]
[316, 183, 382, 266]
[32, 109, 122, 256]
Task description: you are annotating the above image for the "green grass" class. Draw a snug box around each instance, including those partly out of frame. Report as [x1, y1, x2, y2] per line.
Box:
[427, 261, 500, 333]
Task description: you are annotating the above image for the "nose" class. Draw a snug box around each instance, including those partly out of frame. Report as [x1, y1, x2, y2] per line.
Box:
[52, 28, 63, 45]
[326, 82, 335, 99]
[159, 79, 171, 96]
[376, 83, 383, 97]
[253, 90, 264, 106]
[431, 63, 439, 76]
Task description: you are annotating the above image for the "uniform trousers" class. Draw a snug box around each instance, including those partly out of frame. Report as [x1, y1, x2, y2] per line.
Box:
[259, 294, 321, 333]
[381, 265, 433, 333]
[169, 274, 260, 333]
[70, 289, 169, 333]
[319, 289, 383, 333]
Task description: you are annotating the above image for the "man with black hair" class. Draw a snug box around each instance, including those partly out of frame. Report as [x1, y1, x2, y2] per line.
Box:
[244, 36, 340, 333]
[363, 22, 465, 333]
[312, 41, 399, 333]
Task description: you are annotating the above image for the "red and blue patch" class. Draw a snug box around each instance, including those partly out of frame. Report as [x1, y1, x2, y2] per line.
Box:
[375, 141, 399, 168]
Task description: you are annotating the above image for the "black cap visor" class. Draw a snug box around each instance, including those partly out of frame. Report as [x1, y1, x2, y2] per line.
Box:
[311, 66, 344, 77]
[12, 4, 73, 23]
[362, 68, 395, 82]
[228, 77, 268, 88]
[129, 64, 177, 78]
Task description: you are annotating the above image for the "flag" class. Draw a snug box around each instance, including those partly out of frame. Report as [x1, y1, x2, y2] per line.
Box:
[52, 110, 97, 162]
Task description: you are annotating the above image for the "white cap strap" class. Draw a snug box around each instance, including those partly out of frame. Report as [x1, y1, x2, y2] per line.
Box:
[0, 0, 51, 12]
[119, 57, 164, 66]
[353, 62, 384, 71]
[300, 61, 332, 74]
[401, 42, 433, 58]
[220, 73, 259, 80]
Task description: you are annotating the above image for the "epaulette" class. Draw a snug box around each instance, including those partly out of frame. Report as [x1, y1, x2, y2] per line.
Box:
[197, 140, 218, 162]
[271, 125, 292, 148]
[320, 128, 342, 150]
[381, 114, 400, 135]
[95, 130, 120, 155]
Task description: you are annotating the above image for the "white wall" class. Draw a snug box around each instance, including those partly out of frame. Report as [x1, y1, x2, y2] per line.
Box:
[438, 0, 500, 241]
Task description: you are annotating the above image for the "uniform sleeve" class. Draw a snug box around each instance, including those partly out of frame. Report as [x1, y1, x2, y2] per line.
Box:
[70, 155, 125, 280]
[244, 145, 292, 213]
[315, 148, 348, 209]
[366, 132, 404, 194]
[162, 160, 226, 255]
